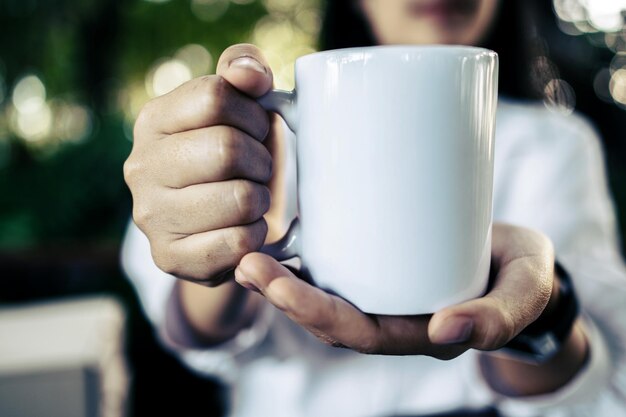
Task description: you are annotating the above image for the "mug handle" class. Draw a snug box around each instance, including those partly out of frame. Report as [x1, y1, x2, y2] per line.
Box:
[257, 89, 300, 261]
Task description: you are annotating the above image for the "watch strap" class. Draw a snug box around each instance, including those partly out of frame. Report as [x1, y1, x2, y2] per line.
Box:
[501, 261, 579, 363]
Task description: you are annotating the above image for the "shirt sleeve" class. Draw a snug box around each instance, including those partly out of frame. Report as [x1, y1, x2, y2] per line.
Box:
[487, 111, 626, 416]
[120, 221, 276, 383]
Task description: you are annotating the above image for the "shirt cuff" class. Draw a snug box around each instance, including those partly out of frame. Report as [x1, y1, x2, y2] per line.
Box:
[477, 314, 611, 416]
[160, 282, 276, 383]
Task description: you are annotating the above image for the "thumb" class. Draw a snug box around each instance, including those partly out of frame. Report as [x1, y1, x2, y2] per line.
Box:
[234, 252, 309, 313]
[234, 252, 290, 294]
[428, 297, 517, 350]
[429, 226, 554, 350]
[216, 43, 273, 98]
[428, 266, 553, 351]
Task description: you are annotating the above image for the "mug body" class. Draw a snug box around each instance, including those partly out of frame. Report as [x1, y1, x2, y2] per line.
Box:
[293, 45, 498, 314]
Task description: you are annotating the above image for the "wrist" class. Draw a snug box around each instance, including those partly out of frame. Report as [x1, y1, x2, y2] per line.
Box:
[480, 318, 589, 397]
[171, 279, 261, 347]
[500, 262, 580, 364]
[480, 262, 590, 396]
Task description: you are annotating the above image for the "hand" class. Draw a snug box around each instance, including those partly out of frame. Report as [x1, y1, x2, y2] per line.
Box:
[234, 223, 555, 359]
[124, 44, 277, 286]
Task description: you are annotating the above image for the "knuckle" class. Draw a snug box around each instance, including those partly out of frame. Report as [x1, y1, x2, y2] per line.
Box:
[499, 305, 520, 342]
[232, 181, 270, 222]
[123, 156, 143, 186]
[216, 127, 242, 175]
[482, 302, 517, 349]
[132, 203, 154, 230]
[150, 242, 177, 275]
[134, 100, 157, 137]
[205, 75, 230, 118]
[224, 225, 261, 256]
[355, 337, 380, 355]
[201, 269, 234, 287]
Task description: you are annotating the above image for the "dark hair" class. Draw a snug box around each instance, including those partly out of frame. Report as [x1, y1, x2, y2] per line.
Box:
[319, 1, 542, 100]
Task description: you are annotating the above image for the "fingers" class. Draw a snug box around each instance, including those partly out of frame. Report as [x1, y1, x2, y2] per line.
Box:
[126, 44, 278, 286]
[231, 224, 555, 359]
[134, 44, 274, 141]
[235, 253, 384, 353]
[216, 44, 274, 98]
[235, 253, 469, 358]
[153, 126, 273, 188]
[125, 125, 273, 235]
[157, 180, 271, 235]
[375, 315, 468, 358]
[429, 225, 555, 351]
[134, 74, 270, 140]
[151, 219, 268, 284]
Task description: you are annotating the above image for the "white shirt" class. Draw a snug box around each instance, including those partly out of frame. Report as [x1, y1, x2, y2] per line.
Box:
[121, 99, 626, 417]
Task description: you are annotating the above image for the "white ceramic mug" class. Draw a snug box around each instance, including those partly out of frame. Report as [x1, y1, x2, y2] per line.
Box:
[259, 45, 498, 315]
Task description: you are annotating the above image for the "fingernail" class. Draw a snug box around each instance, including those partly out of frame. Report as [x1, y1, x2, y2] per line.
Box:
[229, 56, 267, 74]
[434, 317, 474, 345]
[234, 267, 260, 293]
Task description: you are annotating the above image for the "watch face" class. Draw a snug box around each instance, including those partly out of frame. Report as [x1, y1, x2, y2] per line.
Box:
[507, 332, 560, 363]
[531, 333, 560, 356]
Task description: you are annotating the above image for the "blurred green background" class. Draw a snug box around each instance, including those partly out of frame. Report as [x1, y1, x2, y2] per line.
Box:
[0, 0, 625, 415]
[0, 0, 319, 250]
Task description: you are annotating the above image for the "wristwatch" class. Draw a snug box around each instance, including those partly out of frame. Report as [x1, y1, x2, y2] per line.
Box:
[500, 261, 580, 363]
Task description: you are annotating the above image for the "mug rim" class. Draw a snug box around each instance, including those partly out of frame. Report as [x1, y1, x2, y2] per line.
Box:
[296, 44, 497, 65]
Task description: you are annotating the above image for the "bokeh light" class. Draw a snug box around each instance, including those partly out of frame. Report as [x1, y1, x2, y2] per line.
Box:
[174, 44, 214, 77]
[0, 106, 8, 140]
[594, 68, 613, 102]
[251, 0, 320, 89]
[118, 81, 150, 137]
[52, 100, 93, 144]
[10, 102, 52, 142]
[12, 75, 46, 115]
[191, 0, 230, 22]
[295, 7, 321, 35]
[6, 73, 94, 148]
[610, 69, 626, 106]
[604, 31, 626, 52]
[0, 72, 5, 105]
[10, 74, 52, 142]
[147, 58, 193, 98]
[554, 0, 626, 33]
[609, 53, 626, 107]
[611, 52, 626, 74]
[585, 0, 626, 32]
[113, 0, 320, 130]
[553, 0, 626, 111]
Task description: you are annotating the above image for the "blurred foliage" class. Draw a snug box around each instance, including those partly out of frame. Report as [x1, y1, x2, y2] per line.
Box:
[116, 1, 265, 79]
[0, 119, 130, 247]
[0, 0, 273, 249]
